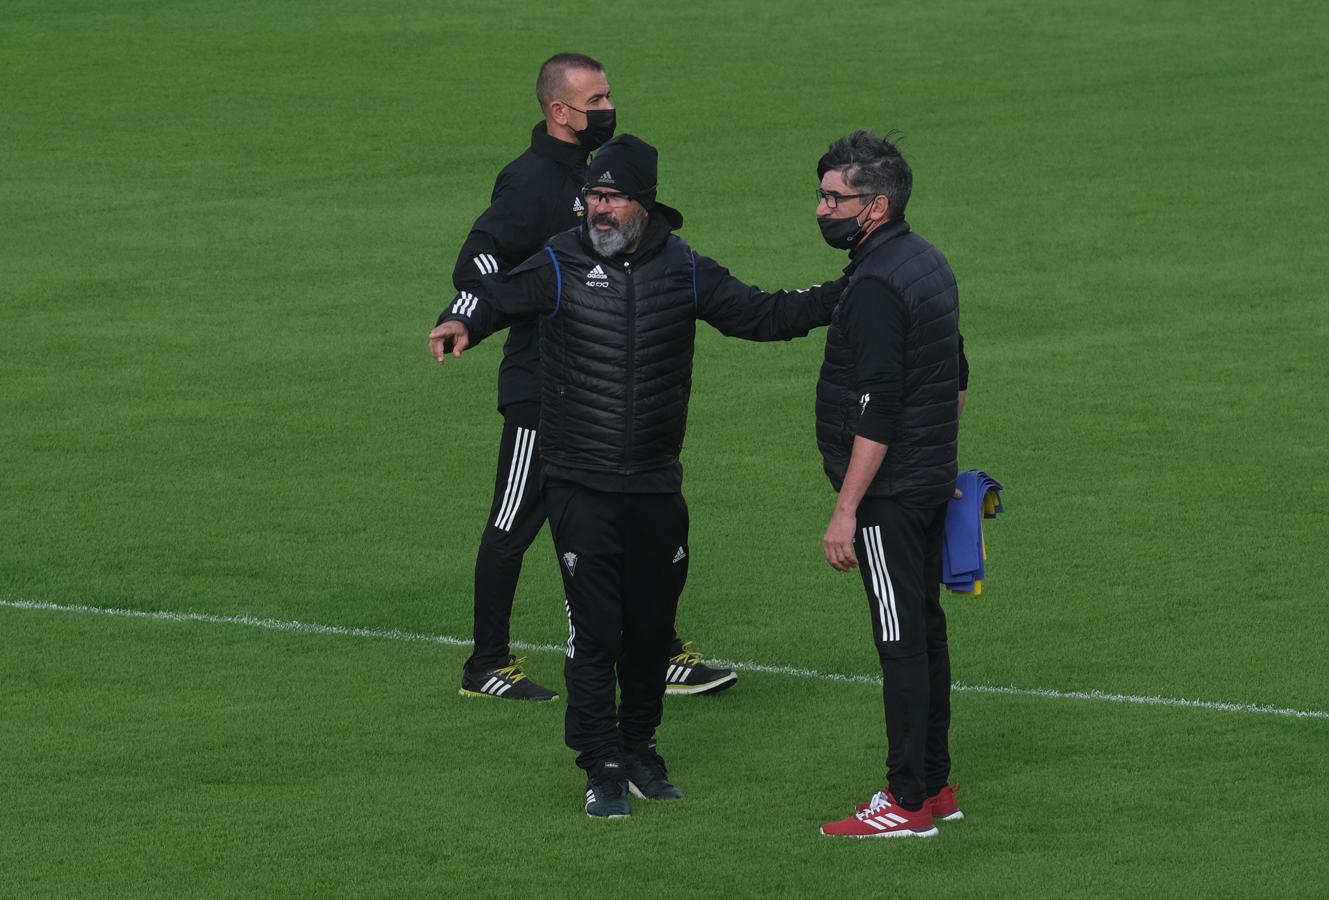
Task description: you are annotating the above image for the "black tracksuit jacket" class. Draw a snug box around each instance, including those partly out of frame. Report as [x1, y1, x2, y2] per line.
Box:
[444, 122, 590, 411]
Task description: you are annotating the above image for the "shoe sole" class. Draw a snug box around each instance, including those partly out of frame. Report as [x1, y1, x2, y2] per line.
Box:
[586, 813, 630, 819]
[457, 688, 558, 702]
[665, 673, 738, 696]
[820, 826, 939, 839]
[627, 780, 684, 800]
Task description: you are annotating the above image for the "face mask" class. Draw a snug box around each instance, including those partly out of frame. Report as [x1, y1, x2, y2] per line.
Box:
[571, 107, 616, 151]
[818, 207, 868, 250]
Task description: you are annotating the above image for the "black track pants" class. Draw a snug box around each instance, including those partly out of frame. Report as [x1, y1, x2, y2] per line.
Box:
[854, 496, 951, 808]
[463, 404, 687, 672]
[544, 481, 690, 771]
[464, 403, 549, 673]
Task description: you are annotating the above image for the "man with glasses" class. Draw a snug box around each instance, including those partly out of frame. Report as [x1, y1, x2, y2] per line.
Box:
[809, 131, 969, 839]
[429, 134, 845, 817]
[443, 53, 734, 703]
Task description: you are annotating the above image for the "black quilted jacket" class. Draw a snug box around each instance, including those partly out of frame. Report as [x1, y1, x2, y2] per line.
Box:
[816, 219, 962, 501]
[445, 209, 845, 492]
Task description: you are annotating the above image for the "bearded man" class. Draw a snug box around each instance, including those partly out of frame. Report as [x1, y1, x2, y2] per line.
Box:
[443, 53, 735, 704]
[429, 135, 844, 818]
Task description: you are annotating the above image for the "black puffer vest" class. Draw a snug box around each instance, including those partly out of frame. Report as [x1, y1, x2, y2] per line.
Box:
[538, 225, 698, 479]
[816, 219, 960, 501]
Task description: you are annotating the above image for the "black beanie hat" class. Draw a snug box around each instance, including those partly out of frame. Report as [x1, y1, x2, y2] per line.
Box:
[586, 134, 658, 209]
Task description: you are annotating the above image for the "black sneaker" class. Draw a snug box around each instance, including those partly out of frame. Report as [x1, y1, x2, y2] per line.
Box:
[585, 761, 631, 819]
[665, 642, 737, 696]
[625, 743, 684, 800]
[459, 656, 557, 701]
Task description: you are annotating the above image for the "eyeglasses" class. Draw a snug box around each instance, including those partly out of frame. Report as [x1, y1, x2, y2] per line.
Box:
[815, 188, 877, 210]
[581, 187, 636, 208]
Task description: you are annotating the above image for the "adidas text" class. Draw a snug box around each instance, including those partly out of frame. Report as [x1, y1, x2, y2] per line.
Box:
[585, 263, 609, 288]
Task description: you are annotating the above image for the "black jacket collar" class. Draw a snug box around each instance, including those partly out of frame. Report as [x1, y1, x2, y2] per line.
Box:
[845, 217, 911, 274]
[530, 122, 590, 173]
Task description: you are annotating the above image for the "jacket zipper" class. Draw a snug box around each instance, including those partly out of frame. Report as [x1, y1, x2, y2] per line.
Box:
[623, 260, 635, 473]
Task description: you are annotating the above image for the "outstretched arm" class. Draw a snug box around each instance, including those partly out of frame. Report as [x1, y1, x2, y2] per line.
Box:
[427, 252, 559, 366]
[693, 253, 847, 341]
[432, 167, 553, 359]
[445, 169, 547, 311]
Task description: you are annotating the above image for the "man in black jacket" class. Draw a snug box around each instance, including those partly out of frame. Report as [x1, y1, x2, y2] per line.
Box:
[446, 53, 734, 702]
[811, 132, 968, 840]
[430, 135, 843, 818]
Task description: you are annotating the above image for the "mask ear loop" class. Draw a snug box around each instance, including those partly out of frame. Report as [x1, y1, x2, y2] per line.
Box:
[859, 195, 883, 227]
[554, 100, 579, 129]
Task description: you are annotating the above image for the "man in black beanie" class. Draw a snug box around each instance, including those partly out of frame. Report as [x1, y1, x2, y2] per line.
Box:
[429, 134, 845, 819]
[443, 56, 735, 705]
[579, 134, 660, 255]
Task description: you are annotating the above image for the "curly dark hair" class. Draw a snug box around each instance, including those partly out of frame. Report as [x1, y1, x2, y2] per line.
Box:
[817, 130, 912, 220]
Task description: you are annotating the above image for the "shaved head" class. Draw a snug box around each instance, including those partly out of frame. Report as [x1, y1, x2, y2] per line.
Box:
[536, 53, 606, 112]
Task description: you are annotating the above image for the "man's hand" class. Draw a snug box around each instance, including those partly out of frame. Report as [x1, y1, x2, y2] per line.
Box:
[823, 508, 858, 571]
[428, 321, 470, 364]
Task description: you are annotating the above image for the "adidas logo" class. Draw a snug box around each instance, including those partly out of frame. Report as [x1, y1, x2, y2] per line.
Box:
[597, 170, 614, 184]
[585, 263, 609, 289]
[573, 195, 585, 213]
[672, 546, 687, 564]
[563, 551, 578, 574]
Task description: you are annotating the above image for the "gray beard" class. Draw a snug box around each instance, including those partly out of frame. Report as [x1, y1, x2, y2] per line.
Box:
[587, 211, 646, 258]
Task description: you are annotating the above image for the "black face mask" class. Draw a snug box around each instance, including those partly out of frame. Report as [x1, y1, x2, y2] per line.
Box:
[571, 107, 616, 151]
[818, 208, 868, 250]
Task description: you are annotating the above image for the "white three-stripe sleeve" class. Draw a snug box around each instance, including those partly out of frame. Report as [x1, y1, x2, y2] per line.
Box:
[450, 292, 480, 318]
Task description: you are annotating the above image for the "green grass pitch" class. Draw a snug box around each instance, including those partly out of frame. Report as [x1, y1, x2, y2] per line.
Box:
[3, 0, 1327, 897]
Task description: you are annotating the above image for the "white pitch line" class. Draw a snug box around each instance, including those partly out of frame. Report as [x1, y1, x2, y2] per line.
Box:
[4, 597, 1327, 722]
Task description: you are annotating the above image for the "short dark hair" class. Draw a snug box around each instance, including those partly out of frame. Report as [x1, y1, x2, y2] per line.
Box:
[536, 53, 605, 111]
[817, 130, 912, 220]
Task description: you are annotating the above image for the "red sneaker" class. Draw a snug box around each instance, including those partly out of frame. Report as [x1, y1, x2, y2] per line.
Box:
[821, 789, 938, 838]
[856, 783, 964, 822]
[929, 784, 964, 821]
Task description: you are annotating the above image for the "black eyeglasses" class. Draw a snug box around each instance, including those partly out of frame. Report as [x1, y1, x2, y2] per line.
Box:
[581, 187, 635, 208]
[815, 188, 877, 210]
